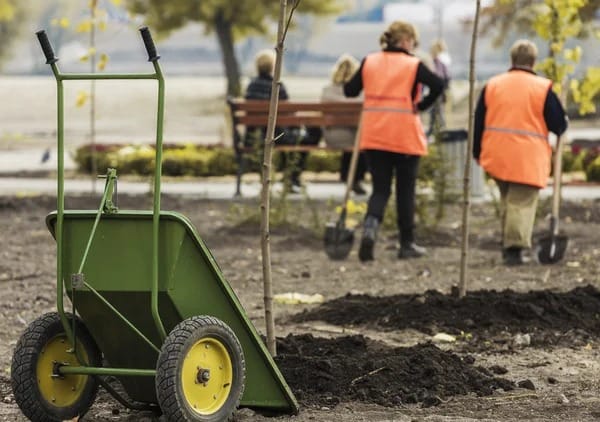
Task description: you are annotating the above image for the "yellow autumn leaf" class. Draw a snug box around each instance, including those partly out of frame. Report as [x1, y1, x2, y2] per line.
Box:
[564, 46, 582, 63]
[335, 200, 367, 216]
[97, 54, 109, 71]
[76, 20, 92, 33]
[0, 1, 16, 21]
[98, 20, 106, 31]
[346, 217, 359, 228]
[110, 0, 122, 5]
[570, 79, 581, 103]
[80, 47, 96, 63]
[59, 17, 70, 28]
[76, 91, 89, 108]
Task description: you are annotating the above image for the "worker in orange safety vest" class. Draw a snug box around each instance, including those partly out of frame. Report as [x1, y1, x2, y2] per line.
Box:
[473, 39, 568, 266]
[344, 20, 444, 262]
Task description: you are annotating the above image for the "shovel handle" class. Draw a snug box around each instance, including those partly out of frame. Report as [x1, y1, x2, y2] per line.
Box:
[551, 134, 565, 234]
[342, 114, 363, 208]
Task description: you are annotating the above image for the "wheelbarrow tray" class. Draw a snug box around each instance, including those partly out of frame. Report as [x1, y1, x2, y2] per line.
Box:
[46, 210, 298, 414]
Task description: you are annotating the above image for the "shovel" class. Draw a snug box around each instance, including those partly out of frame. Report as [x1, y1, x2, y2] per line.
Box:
[536, 134, 568, 264]
[324, 118, 362, 260]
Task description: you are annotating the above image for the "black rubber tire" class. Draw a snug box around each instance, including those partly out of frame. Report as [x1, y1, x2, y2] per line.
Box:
[156, 315, 246, 422]
[11, 312, 102, 422]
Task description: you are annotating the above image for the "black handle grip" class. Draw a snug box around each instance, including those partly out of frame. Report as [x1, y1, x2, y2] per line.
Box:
[139, 26, 160, 62]
[36, 30, 58, 64]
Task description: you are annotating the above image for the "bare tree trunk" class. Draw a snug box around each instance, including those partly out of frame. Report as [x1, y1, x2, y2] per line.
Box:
[458, 0, 481, 298]
[261, 0, 298, 357]
[214, 11, 241, 97]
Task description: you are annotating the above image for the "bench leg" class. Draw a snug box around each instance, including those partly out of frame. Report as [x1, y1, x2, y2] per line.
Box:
[235, 153, 245, 197]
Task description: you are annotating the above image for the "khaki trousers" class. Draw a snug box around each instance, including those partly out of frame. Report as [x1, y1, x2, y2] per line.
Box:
[495, 179, 540, 249]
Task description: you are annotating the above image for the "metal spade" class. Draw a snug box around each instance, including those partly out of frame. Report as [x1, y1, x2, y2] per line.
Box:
[324, 118, 362, 260]
[537, 134, 568, 264]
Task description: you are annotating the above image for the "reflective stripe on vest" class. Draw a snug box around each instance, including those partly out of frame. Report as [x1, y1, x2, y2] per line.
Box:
[363, 106, 414, 114]
[360, 52, 427, 156]
[485, 126, 548, 139]
[480, 70, 552, 188]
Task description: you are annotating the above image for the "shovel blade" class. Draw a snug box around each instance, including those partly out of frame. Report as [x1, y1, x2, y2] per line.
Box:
[536, 234, 568, 264]
[324, 222, 354, 260]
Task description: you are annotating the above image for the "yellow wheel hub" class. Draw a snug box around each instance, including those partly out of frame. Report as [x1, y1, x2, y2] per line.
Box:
[181, 337, 233, 415]
[36, 334, 89, 407]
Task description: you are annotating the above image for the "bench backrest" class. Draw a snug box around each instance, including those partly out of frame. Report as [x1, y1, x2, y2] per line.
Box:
[228, 98, 362, 128]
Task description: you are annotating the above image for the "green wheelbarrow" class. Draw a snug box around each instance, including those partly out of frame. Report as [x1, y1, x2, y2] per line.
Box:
[10, 28, 298, 422]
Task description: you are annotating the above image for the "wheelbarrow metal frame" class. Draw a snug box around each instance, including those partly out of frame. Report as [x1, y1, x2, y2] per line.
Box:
[35, 28, 298, 414]
[50, 61, 168, 377]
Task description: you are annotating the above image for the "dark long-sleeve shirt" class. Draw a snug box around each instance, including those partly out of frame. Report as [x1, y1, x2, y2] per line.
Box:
[343, 46, 444, 111]
[244, 73, 288, 101]
[473, 68, 568, 160]
[243, 73, 290, 145]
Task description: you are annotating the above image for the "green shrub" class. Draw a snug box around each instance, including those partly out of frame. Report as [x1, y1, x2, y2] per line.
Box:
[582, 149, 599, 171]
[570, 151, 587, 172]
[562, 149, 576, 172]
[586, 155, 600, 182]
[553, 149, 591, 175]
[117, 146, 155, 175]
[163, 147, 209, 176]
[72, 143, 122, 174]
[306, 150, 341, 173]
[418, 144, 443, 184]
[206, 148, 237, 176]
[70, 142, 448, 187]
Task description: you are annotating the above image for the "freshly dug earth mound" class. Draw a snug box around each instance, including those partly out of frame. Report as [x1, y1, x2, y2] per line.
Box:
[274, 334, 514, 408]
[290, 286, 600, 346]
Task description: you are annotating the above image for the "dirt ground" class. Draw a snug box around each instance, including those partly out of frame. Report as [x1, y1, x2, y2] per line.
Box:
[1, 192, 600, 421]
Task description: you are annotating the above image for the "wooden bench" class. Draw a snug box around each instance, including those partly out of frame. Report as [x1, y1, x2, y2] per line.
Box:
[227, 98, 362, 196]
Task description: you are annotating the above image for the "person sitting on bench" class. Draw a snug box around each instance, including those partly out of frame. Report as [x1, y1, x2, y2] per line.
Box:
[321, 53, 368, 195]
[244, 49, 321, 193]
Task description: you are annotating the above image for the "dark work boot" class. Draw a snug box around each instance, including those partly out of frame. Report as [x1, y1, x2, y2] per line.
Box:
[503, 247, 524, 266]
[398, 242, 428, 259]
[352, 181, 367, 195]
[359, 215, 379, 262]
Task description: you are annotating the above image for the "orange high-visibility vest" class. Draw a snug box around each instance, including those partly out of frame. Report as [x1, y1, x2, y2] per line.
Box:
[480, 70, 552, 188]
[360, 52, 427, 155]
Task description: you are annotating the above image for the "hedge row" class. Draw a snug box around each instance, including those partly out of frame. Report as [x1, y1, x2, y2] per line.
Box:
[73, 143, 344, 177]
[561, 149, 600, 181]
[73, 143, 600, 182]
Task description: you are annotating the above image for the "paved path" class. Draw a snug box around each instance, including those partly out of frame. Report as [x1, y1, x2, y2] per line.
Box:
[1, 176, 599, 202]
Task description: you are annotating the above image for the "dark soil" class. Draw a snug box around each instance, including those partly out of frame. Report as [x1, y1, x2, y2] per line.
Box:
[274, 334, 514, 408]
[290, 286, 600, 347]
[2, 193, 600, 421]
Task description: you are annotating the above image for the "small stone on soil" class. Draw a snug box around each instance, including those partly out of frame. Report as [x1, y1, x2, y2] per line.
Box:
[421, 395, 443, 408]
[489, 365, 509, 375]
[548, 376, 558, 384]
[517, 379, 536, 390]
[463, 355, 476, 365]
[513, 333, 531, 347]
